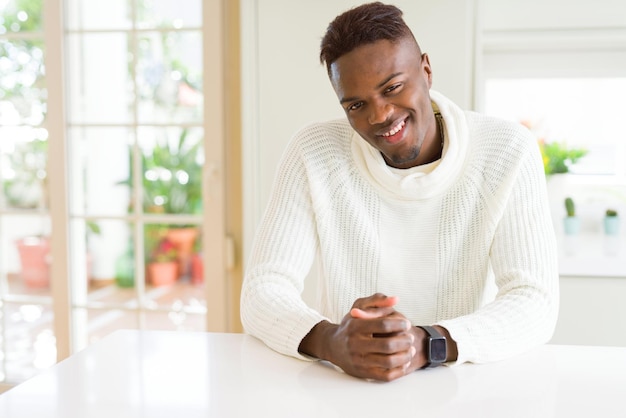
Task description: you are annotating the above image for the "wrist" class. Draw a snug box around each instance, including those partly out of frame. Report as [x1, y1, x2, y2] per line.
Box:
[415, 325, 458, 366]
[432, 325, 458, 363]
[298, 320, 337, 362]
[417, 325, 447, 367]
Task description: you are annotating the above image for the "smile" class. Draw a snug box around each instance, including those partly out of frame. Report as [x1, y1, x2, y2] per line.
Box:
[381, 119, 406, 137]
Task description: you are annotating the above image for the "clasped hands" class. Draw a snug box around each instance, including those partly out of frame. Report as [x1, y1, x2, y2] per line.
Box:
[300, 293, 430, 382]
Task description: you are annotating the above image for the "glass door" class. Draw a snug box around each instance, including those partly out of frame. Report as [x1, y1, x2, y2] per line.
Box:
[64, 0, 210, 352]
[0, 0, 238, 386]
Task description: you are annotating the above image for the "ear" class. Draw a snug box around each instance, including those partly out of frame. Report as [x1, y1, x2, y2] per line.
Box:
[420, 53, 433, 88]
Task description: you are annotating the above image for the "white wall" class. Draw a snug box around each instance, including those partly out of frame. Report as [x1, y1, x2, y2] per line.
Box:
[552, 277, 626, 347]
[480, 0, 626, 30]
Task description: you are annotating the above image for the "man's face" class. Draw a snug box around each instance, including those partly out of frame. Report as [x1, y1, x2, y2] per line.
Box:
[330, 38, 436, 169]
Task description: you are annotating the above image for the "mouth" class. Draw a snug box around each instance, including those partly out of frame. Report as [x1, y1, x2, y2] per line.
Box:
[378, 118, 407, 144]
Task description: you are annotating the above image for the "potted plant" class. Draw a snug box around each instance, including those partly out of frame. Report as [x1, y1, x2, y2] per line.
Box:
[166, 226, 198, 278]
[139, 129, 203, 215]
[522, 121, 587, 175]
[119, 128, 202, 277]
[15, 221, 100, 289]
[538, 140, 588, 176]
[563, 197, 580, 235]
[603, 209, 620, 236]
[146, 234, 179, 287]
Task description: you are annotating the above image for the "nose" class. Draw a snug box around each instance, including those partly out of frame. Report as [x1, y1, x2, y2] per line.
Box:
[367, 100, 393, 125]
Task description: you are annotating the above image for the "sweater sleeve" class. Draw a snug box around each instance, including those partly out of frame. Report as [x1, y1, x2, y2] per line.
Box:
[438, 127, 560, 365]
[240, 135, 327, 360]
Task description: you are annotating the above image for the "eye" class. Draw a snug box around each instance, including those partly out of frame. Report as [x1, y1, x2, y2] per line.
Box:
[385, 83, 402, 94]
[347, 101, 363, 112]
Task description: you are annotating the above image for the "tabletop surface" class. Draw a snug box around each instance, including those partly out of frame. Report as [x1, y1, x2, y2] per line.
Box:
[0, 330, 625, 418]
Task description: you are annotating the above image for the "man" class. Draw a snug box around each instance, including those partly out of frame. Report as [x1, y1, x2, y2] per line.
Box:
[240, 2, 558, 382]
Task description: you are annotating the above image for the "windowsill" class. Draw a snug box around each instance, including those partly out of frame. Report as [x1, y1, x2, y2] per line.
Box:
[546, 174, 626, 278]
[557, 233, 626, 278]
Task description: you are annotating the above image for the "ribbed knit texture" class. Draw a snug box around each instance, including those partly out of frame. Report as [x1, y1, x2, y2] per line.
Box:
[240, 90, 559, 365]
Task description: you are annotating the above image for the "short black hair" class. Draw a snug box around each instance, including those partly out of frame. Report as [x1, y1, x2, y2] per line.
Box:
[319, 2, 418, 75]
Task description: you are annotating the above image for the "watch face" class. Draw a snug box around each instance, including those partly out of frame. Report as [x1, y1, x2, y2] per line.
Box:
[430, 338, 447, 363]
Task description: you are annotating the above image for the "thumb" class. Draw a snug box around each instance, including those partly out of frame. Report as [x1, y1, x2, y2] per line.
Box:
[350, 306, 397, 319]
[350, 295, 399, 318]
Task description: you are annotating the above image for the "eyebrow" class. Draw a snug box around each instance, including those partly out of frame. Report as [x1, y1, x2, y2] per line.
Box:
[339, 72, 404, 105]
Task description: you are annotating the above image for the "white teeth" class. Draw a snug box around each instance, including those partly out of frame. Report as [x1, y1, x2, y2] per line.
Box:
[382, 120, 405, 137]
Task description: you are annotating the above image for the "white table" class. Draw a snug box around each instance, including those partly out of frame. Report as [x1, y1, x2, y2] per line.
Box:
[0, 330, 624, 418]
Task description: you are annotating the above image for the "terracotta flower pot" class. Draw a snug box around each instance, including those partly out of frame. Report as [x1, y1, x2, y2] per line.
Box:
[190, 253, 203, 285]
[147, 261, 179, 287]
[166, 227, 198, 277]
[15, 237, 51, 288]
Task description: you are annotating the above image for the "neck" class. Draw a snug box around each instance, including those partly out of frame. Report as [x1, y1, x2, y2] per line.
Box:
[418, 111, 444, 166]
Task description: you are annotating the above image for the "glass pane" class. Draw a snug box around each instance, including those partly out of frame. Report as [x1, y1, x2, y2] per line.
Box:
[484, 78, 626, 176]
[136, 30, 203, 124]
[65, 0, 131, 30]
[66, 33, 133, 124]
[144, 223, 189, 283]
[143, 224, 204, 305]
[0, 129, 48, 210]
[136, 0, 202, 29]
[138, 126, 203, 215]
[2, 214, 51, 295]
[69, 218, 106, 291]
[92, 220, 133, 288]
[0, 39, 46, 124]
[0, 0, 43, 33]
[3, 302, 55, 382]
[79, 220, 137, 300]
[68, 127, 133, 217]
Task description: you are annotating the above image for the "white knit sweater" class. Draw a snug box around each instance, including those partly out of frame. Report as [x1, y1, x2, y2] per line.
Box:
[241, 90, 559, 365]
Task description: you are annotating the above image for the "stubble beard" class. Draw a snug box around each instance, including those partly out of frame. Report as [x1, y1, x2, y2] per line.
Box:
[385, 145, 421, 169]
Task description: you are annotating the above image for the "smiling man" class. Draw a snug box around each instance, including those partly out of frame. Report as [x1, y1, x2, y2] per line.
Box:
[241, 2, 559, 382]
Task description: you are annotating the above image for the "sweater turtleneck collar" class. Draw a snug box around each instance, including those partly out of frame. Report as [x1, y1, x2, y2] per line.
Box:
[351, 90, 468, 200]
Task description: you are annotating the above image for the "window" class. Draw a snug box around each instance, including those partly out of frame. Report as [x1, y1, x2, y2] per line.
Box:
[478, 2, 626, 277]
[484, 77, 626, 177]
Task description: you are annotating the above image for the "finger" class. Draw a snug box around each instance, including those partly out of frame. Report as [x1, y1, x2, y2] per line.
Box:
[350, 294, 400, 319]
[350, 306, 397, 319]
[352, 293, 399, 310]
[347, 316, 413, 339]
[364, 329, 415, 353]
[356, 365, 409, 382]
[361, 347, 415, 370]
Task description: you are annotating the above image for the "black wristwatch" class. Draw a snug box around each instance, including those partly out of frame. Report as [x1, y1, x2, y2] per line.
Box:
[417, 325, 447, 367]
